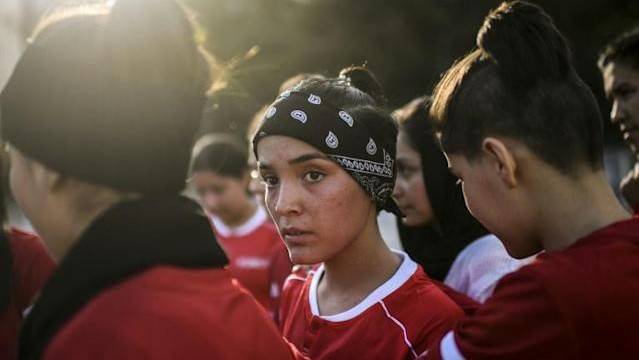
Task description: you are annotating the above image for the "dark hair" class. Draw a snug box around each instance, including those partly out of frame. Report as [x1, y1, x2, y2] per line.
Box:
[393, 97, 487, 277]
[599, 27, 639, 71]
[430, 1, 603, 175]
[191, 134, 248, 179]
[278, 73, 326, 95]
[1, 0, 214, 194]
[293, 66, 397, 153]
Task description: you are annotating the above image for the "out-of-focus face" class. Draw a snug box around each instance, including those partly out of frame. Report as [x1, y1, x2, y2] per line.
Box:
[393, 131, 433, 226]
[191, 170, 250, 224]
[8, 146, 62, 257]
[256, 136, 375, 265]
[603, 62, 639, 155]
[247, 151, 266, 207]
[446, 152, 539, 259]
[9, 146, 41, 230]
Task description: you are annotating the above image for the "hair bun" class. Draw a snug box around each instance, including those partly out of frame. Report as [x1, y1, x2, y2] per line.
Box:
[477, 1, 571, 89]
[339, 66, 387, 106]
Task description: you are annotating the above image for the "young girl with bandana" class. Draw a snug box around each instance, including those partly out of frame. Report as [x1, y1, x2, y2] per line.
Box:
[1, 1, 303, 359]
[253, 67, 463, 359]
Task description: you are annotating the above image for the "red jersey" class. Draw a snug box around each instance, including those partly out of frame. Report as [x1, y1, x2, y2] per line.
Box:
[211, 206, 291, 317]
[44, 266, 304, 360]
[0, 228, 55, 360]
[423, 217, 639, 360]
[279, 251, 463, 359]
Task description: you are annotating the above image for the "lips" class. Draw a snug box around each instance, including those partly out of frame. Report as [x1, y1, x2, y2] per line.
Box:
[280, 226, 313, 243]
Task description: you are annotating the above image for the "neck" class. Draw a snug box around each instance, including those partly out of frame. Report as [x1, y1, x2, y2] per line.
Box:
[45, 187, 134, 260]
[221, 198, 257, 228]
[534, 169, 630, 252]
[317, 212, 401, 315]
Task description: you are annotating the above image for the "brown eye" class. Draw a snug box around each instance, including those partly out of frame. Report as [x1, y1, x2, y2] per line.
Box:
[304, 171, 325, 183]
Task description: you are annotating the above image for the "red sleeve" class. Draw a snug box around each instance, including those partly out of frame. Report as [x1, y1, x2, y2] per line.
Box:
[431, 279, 479, 316]
[268, 240, 292, 322]
[9, 229, 55, 311]
[423, 268, 576, 360]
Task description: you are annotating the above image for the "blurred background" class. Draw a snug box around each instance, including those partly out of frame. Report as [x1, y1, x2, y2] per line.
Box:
[1, 0, 638, 228]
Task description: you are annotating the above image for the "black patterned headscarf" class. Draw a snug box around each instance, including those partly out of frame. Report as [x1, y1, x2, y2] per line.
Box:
[252, 90, 402, 216]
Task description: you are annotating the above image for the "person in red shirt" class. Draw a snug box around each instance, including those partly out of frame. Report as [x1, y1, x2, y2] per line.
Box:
[0, 145, 56, 360]
[190, 134, 291, 318]
[253, 66, 464, 360]
[0, 1, 303, 359]
[420, 1, 639, 359]
[599, 28, 639, 213]
[0, 228, 55, 360]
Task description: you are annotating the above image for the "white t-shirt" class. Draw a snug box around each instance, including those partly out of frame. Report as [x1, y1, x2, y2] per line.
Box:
[444, 234, 529, 303]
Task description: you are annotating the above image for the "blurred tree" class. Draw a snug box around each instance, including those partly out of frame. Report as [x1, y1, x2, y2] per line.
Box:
[187, 0, 638, 143]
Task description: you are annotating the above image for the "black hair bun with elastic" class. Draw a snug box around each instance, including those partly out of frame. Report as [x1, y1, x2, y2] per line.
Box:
[477, 1, 572, 90]
[339, 66, 387, 107]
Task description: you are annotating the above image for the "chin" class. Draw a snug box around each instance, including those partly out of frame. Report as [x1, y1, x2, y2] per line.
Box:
[287, 247, 324, 266]
[503, 240, 542, 260]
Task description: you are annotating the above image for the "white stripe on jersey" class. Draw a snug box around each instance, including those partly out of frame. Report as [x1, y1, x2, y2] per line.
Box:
[440, 331, 465, 360]
[380, 300, 418, 359]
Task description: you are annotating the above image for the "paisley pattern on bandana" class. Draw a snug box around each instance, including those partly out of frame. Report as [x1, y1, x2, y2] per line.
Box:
[252, 90, 402, 215]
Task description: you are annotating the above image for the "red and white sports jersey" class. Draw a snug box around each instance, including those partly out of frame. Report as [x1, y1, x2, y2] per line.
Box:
[422, 216, 639, 360]
[211, 206, 291, 317]
[279, 251, 464, 360]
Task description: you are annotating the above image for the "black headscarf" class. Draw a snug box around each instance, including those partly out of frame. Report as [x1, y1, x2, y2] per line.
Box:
[395, 97, 488, 280]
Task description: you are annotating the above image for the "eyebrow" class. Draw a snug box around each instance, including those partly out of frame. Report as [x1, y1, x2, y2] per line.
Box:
[258, 152, 330, 170]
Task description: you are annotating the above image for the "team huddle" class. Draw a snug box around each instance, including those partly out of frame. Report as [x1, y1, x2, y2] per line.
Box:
[0, 0, 638, 359]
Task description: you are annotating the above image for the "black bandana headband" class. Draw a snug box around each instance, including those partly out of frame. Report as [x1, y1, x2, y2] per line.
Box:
[252, 90, 402, 216]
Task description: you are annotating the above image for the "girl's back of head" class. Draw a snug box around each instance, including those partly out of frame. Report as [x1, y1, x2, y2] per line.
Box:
[431, 1, 603, 176]
[1, 0, 213, 194]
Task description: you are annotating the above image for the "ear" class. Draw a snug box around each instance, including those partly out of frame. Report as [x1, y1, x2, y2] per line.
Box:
[481, 137, 518, 188]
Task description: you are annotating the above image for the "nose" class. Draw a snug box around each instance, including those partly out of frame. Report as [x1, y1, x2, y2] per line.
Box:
[273, 180, 303, 217]
[392, 177, 405, 200]
[610, 100, 625, 125]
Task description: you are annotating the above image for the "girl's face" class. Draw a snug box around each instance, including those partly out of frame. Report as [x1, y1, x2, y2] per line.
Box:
[603, 62, 639, 155]
[393, 131, 434, 226]
[256, 136, 375, 265]
[191, 170, 250, 224]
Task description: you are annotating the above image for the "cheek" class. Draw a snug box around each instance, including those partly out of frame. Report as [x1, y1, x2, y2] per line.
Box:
[309, 181, 370, 246]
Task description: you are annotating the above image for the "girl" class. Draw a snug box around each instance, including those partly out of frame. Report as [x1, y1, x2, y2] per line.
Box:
[190, 134, 291, 318]
[1, 1, 301, 358]
[253, 67, 463, 359]
[393, 96, 526, 302]
[421, 1, 639, 359]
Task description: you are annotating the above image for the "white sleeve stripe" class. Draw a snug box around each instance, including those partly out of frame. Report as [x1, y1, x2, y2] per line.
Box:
[440, 331, 465, 360]
[284, 275, 306, 284]
[379, 300, 419, 359]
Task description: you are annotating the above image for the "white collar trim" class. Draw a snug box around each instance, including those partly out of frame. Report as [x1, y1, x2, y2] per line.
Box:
[211, 205, 267, 237]
[308, 250, 417, 322]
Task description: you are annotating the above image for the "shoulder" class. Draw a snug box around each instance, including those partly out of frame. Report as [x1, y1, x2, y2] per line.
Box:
[8, 228, 53, 264]
[282, 266, 314, 296]
[388, 266, 463, 318]
[47, 267, 287, 358]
